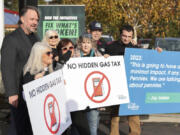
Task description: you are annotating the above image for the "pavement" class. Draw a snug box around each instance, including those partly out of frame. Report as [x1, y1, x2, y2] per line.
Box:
[141, 114, 180, 123]
[1, 95, 180, 135]
[1, 109, 180, 135]
[98, 112, 180, 135]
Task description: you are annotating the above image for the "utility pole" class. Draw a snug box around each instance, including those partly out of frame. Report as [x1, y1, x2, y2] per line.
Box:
[0, 0, 4, 49]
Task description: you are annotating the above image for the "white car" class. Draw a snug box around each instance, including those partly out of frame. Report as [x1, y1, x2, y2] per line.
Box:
[155, 37, 180, 51]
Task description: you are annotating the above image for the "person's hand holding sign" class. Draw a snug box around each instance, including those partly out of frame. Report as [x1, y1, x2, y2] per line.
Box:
[34, 71, 45, 79]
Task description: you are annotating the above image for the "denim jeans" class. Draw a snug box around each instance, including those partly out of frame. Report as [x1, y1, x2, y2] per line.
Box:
[86, 109, 100, 135]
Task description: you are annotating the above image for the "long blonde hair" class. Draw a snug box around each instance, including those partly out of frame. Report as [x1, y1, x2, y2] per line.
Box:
[23, 42, 53, 75]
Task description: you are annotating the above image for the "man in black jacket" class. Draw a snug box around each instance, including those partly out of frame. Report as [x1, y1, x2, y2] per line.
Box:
[1, 6, 40, 135]
[106, 25, 141, 135]
[105, 25, 138, 55]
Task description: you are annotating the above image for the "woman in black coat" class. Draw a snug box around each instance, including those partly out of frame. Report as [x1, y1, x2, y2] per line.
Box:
[23, 42, 53, 83]
[57, 39, 90, 135]
[22, 42, 54, 135]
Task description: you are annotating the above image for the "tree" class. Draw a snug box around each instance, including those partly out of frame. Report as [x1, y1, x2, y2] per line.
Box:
[55, 0, 180, 40]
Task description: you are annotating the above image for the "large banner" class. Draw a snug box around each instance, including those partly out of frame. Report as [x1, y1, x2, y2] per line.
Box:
[119, 48, 180, 115]
[63, 56, 129, 112]
[23, 70, 72, 135]
[38, 5, 85, 43]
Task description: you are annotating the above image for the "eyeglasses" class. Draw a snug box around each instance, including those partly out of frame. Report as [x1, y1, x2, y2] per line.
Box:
[49, 35, 58, 39]
[45, 51, 53, 56]
[62, 46, 74, 51]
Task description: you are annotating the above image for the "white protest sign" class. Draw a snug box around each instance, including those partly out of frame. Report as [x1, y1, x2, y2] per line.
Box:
[23, 70, 71, 135]
[63, 56, 129, 112]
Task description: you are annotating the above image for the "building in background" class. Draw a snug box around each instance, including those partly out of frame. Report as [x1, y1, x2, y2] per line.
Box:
[4, 8, 19, 31]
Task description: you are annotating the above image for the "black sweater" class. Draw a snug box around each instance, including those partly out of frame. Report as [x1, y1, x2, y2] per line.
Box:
[105, 40, 139, 56]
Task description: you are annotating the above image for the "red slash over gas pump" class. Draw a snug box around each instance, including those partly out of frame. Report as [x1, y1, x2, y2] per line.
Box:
[48, 99, 57, 128]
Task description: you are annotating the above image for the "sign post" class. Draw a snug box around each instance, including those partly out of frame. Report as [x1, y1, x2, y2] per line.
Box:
[0, 0, 4, 48]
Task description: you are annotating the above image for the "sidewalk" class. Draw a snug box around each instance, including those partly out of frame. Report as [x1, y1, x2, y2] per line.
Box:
[141, 114, 180, 123]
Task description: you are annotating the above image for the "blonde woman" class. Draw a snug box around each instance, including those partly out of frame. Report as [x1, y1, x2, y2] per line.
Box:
[42, 30, 60, 49]
[23, 42, 53, 81]
[74, 35, 102, 135]
[22, 42, 53, 135]
[42, 30, 60, 69]
[74, 35, 101, 57]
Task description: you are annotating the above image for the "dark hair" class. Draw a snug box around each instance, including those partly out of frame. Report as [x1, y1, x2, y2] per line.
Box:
[120, 25, 134, 35]
[18, 6, 40, 25]
[57, 38, 74, 52]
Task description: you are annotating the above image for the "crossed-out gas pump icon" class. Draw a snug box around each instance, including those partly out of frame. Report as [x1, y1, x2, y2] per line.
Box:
[44, 94, 60, 134]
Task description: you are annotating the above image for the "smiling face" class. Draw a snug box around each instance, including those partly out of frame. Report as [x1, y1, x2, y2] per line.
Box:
[121, 30, 133, 45]
[48, 33, 60, 48]
[91, 30, 102, 41]
[20, 9, 39, 34]
[42, 48, 53, 67]
[81, 38, 92, 55]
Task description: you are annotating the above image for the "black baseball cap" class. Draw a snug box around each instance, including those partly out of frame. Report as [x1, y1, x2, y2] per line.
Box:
[89, 21, 102, 31]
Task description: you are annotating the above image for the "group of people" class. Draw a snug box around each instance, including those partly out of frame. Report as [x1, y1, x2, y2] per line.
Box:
[1, 6, 144, 135]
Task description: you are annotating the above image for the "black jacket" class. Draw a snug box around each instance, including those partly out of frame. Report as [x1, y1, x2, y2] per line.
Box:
[105, 40, 139, 56]
[94, 38, 107, 55]
[23, 71, 50, 85]
[1, 27, 39, 97]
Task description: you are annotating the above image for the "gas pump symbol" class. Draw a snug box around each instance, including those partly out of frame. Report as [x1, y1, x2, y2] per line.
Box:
[48, 100, 57, 128]
[92, 78, 104, 97]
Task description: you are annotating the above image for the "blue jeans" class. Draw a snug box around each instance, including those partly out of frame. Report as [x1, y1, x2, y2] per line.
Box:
[86, 110, 100, 135]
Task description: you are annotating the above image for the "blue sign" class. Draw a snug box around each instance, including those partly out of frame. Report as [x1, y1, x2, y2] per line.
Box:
[119, 48, 180, 115]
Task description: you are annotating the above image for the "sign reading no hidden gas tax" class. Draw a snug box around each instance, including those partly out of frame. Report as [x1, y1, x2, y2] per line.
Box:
[23, 70, 72, 135]
[63, 56, 130, 112]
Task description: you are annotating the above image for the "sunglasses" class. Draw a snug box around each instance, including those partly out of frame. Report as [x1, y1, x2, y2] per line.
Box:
[45, 51, 53, 56]
[62, 46, 74, 51]
[49, 35, 58, 39]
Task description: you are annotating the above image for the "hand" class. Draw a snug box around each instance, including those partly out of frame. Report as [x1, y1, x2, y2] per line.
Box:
[131, 39, 137, 45]
[103, 54, 110, 58]
[59, 50, 72, 64]
[156, 47, 163, 53]
[9, 95, 18, 107]
[54, 56, 59, 61]
[34, 71, 45, 79]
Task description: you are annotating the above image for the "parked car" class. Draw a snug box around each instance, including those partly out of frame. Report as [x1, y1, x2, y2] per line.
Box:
[138, 38, 152, 49]
[154, 37, 180, 51]
[101, 35, 114, 43]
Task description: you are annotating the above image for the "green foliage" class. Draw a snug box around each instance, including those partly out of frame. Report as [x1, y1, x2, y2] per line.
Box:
[62, 0, 180, 40]
[4, 0, 18, 11]
[5, 0, 180, 40]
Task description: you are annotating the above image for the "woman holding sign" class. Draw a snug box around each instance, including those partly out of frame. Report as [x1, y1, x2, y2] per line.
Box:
[23, 42, 53, 82]
[21, 42, 53, 135]
[57, 38, 90, 135]
[74, 35, 102, 135]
